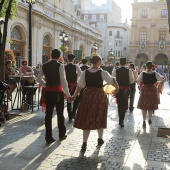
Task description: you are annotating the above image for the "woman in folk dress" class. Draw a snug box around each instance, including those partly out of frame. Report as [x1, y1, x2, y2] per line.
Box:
[71, 55, 119, 151]
[137, 61, 164, 127]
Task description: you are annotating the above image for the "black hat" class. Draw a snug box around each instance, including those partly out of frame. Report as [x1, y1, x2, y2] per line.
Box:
[67, 54, 75, 59]
[120, 57, 126, 65]
[82, 59, 88, 64]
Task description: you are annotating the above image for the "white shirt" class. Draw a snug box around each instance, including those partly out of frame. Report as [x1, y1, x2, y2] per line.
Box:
[137, 71, 164, 83]
[112, 66, 135, 84]
[36, 63, 71, 98]
[78, 68, 115, 88]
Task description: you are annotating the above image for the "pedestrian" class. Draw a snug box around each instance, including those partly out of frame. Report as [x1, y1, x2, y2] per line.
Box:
[37, 49, 71, 143]
[19, 60, 36, 104]
[129, 63, 138, 112]
[70, 55, 119, 151]
[65, 54, 81, 121]
[5, 60, 17, 101]
[80, 59, 90, 71]
[112, 57, 134, 127]
[137, 61, 164, 127]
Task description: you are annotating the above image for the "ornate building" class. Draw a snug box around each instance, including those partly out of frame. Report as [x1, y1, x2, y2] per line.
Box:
[5, 0, 102, 66]
[130, 0, 169, 66]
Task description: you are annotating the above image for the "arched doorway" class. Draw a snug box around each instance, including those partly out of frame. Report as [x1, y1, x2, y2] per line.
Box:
[136, 53, 148, 66]
[10, 27, 24, 67]
[42, 35, 51, 63]
[155, 53, 168, 65]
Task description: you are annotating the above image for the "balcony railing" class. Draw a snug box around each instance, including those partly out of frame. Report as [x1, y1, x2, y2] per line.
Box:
[114, 35, 123, 39]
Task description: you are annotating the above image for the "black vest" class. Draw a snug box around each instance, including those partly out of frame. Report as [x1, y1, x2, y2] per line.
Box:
[80, 65, 89, 71]
[65, 63, 77, 83]
[85, 70, 103, 88]
[143, 72, 157, 85]
[42, 60, 61, 86]
[116, 67, 129, 86]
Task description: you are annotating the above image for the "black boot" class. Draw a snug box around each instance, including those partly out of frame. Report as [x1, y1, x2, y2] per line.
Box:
[81, 142, 87, 151]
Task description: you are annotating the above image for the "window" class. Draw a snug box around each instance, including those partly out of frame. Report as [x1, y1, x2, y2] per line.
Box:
[118, 51, 120, 57]
[97, 24, 104, 29]
[159, 31, 166, 41]
[140, 31, 147, 42]
[117, 31, 120, 38]
[161, 9, 167, 17]
[142, 10, 147, 17]
[84, 15, 88, 21]
[99, 14, 104, 21]
[11, 27, 22, 40]
[109, 31, 112, 36]
[92, 15, 96, 21]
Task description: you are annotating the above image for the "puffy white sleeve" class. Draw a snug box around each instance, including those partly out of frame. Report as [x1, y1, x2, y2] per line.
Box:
[155, 72, 164, 81]
[77, 70, 86, 88]
[136, 72, 143, 83]
[101, 70, 115, 84]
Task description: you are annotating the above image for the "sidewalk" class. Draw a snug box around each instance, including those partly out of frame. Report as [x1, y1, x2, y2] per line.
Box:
[0, 83, 170, 170]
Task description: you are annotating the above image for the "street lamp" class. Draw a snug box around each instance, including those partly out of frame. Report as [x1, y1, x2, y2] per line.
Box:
[26, 0, 35, 66]
[59, 30, 68, 60]
[93, 42, 98, 54]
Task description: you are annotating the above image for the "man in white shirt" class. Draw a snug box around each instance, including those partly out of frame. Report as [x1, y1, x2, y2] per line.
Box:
[112, 58, 135, 127]
[37, 49, 71, 143]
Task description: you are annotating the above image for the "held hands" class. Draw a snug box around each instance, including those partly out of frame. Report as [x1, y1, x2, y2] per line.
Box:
[67, 96, 76, 103]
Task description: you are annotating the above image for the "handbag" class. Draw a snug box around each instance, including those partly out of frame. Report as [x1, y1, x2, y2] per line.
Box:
[26, 75, 36, 84]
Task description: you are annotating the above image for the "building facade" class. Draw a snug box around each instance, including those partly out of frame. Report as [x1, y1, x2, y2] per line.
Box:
[107, 21, 131, 63]
[80, 0, 121, 60]
[130, 0, 169, 66]
[5, 0, 102, 66]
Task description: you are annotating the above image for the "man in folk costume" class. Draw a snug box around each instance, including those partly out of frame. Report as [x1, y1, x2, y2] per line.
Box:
[65, 54, 81, 121]
[80, 59, 90, 71]
[112, 57, 134, 127]
[37, 49, 71, 143]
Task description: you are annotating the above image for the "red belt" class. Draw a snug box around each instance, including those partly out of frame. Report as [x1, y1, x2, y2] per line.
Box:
[68, 82, 77, 93]
[45, 85, 63, 92]
[119, 86, 130, 90]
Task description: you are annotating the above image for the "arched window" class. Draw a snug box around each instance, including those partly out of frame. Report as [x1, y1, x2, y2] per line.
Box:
[10, 27, 24, 68]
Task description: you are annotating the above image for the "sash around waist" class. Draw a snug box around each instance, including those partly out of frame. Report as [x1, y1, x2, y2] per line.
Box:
[45, 85, 63, 92]
[119, 86, 130, 90]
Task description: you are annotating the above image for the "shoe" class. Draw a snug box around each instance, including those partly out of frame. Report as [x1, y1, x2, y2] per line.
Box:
[46, 137, 56, 144]
[143, 121, 146, 127]
[98, 138, 104, 145]
[148, 120, 152, 124]
[120, 124, 124, 128]
[69, 117, 72, 121]
[81, 142, 87, 151]
[59, 135, 67, 140]
[130, 108, 134, 112]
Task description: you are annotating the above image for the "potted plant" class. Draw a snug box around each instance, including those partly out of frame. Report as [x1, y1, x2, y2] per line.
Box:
[59, 45, 68, 52]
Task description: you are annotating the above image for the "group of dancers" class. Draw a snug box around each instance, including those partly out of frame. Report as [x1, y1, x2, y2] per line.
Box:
[37, 49, 164, 151]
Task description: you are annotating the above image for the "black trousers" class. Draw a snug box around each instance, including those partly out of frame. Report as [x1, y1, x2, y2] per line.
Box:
[129, 83, 136, 110]
[45, 91, 66, 139]
[67, 86, 79, 118]
[116, 90, 130, 124]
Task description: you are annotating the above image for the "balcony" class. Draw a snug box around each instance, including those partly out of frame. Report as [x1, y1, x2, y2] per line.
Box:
[114, 35, 123, 39]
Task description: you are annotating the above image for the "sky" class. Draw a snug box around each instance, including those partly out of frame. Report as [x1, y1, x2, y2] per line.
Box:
[93, 0, 134, 24]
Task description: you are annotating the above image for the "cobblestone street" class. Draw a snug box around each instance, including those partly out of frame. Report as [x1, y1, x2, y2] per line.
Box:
[0, 83, 170, 170]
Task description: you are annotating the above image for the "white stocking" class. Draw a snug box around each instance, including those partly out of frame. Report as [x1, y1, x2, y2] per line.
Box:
[97, 128, 104, 139]
[83, 130, 90, 142]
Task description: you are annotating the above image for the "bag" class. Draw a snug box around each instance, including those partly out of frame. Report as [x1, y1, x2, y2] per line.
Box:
[26, 75, 36, 84]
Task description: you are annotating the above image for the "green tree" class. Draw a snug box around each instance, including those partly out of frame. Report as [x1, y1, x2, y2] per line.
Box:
[0, 0, 18, 81]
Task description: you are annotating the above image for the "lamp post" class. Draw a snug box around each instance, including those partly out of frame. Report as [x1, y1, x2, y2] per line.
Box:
[93, 42, 98, 54]
[59, 30, 68, 61]
[25, 0, 35, 66]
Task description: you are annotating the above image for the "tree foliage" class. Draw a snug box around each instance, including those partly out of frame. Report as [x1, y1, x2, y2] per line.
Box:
[0, 0, 18, 81]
